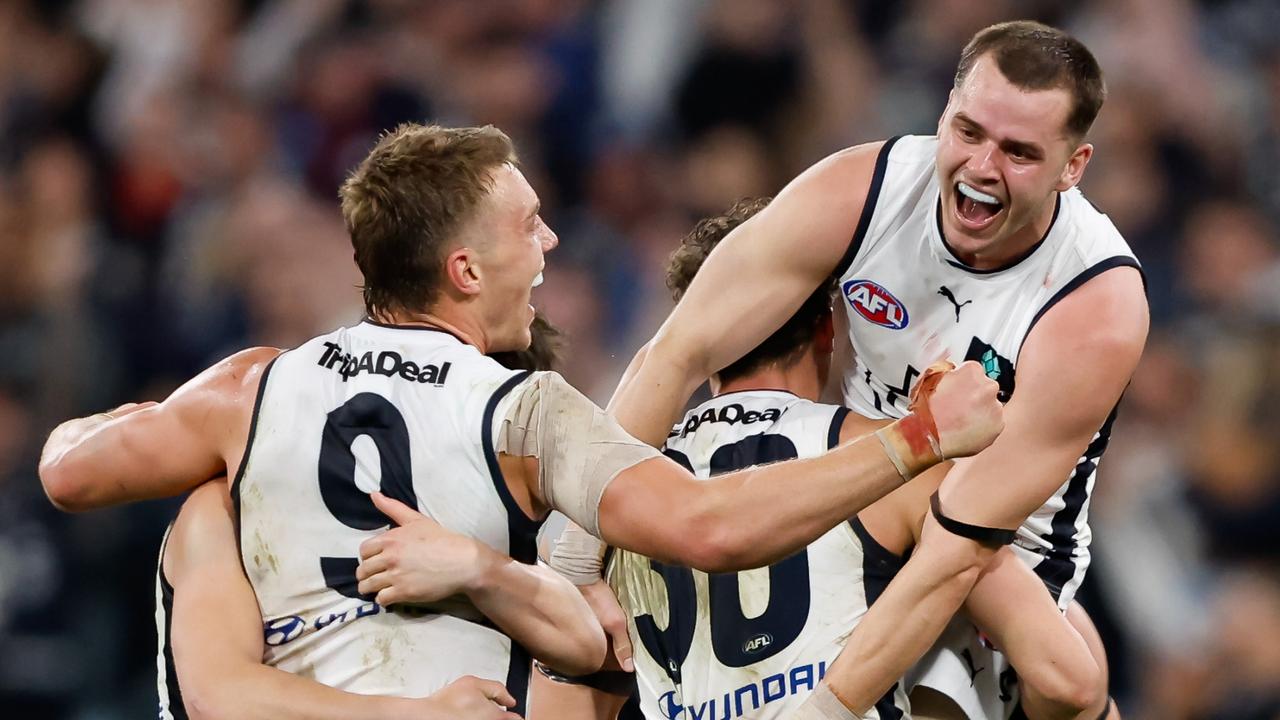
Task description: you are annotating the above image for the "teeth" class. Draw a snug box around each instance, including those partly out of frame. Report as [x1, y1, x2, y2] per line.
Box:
[532, 271, 544, 288]
[957, 182, 1001, 206]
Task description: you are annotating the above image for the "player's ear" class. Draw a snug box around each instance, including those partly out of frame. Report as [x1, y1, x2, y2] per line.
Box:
[1056, 142, 1093, 192]
[444, 246, 483, 296]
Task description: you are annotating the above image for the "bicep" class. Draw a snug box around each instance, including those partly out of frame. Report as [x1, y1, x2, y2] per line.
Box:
[937, 268, 1148, 528]
[646, 146, 880, 379]
[65, 347, 277, 506]
[596, 456, 708, 565]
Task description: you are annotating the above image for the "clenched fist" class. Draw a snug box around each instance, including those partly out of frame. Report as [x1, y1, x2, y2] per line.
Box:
[877, 360, 1004, 479]
[918, 360, 1004, 459]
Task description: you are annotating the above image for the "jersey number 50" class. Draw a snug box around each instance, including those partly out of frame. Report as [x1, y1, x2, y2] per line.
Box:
[634, 435, 811, 679]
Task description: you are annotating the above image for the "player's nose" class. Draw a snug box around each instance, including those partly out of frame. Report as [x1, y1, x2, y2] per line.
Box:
[538, 219, 559, 253]
[965, 144, 1000, 181]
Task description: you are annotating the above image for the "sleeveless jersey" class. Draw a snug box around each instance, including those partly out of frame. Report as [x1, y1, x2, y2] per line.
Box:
[233, 320, 540, 711]
[155, 524, 185, 719]
[836, 135, 1140, 605]
[607, 390, 908, 720]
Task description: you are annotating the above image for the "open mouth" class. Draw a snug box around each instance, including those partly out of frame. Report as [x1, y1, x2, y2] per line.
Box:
[532, 270, 544, 288]
[953, 181, 1004, 232]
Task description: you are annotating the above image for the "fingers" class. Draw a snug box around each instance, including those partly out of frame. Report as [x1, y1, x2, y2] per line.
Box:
[355, 551, 389, 582]
[907, 360, 955, 411]
[371, 492, 424, 527]
[479, 679, 517, 708]
[359, 534, 385, 562]
[375, 586, 403, 607]
[610, 623, 634, 673]
[358, 568, 393, 599]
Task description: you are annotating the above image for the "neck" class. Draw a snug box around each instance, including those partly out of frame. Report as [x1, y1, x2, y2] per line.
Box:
[711, 356, 823, 402]
[375, 307, 488, 353]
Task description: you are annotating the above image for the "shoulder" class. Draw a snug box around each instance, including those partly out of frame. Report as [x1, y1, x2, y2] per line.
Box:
[163, 479, 236, 586]
[1026, 265, 1147, 359]
[191, 346, 284, 403]
[1014, 266, 1148, 437]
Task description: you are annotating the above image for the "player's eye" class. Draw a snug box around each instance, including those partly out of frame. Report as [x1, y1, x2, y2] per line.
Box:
[957, 126, 978, 142]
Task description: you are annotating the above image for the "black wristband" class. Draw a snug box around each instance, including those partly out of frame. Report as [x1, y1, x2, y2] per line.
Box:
[534, 661, 636, 697]
[930, 492, 1017, 546]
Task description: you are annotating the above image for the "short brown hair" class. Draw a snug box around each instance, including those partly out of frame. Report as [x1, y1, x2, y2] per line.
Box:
[667, 198, 835, 383]
[340, 124, 517, 317]
[955, 21, 1106, 140]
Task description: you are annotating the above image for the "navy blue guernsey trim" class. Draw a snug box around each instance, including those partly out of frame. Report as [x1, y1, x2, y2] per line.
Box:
[360, 317, 468, 343]
[836, 136, 902, 277]
[1018, 255, 1144, 362]
[230, 354, 280, 546]
[482, 369, 538, 716]
[848, 517, 907, 719]
[481, 370, 540, 562]
[157, 526, 187, 719]
[827, 407, 850, 449]
[1033, 401, 1121, 601]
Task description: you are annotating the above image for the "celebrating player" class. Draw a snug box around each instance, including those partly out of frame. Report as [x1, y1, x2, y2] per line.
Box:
[536, 199, 1109, 720]
[39, 124, 1003, 712]
[608, 21, 1145, 720]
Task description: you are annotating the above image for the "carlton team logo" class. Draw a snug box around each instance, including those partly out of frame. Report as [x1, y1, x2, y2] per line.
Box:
[843, 279, 909, 330]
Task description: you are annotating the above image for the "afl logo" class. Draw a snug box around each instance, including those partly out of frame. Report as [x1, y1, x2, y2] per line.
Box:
[263, 615, 306, 646]
[743, 632, 773, 654]
[843, 279, 909, 330]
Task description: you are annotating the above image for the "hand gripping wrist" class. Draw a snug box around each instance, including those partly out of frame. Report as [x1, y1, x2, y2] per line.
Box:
[548, 521, 607, 586]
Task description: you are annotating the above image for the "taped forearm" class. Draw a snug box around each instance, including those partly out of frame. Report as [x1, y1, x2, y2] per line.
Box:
[549, 520, 607, 586]
[498, 372, 660, 536]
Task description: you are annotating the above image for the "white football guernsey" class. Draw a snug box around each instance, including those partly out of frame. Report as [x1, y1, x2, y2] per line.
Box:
[608, 390, 909, 720]
[837, 135, 1140, 607]
[233, 320, 541, 711]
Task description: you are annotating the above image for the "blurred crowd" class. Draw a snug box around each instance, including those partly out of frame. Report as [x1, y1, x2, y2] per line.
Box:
[0, 0, 1277, 718]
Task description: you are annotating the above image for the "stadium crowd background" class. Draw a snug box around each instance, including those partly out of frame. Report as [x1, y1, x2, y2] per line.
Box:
[0, 0, 1277, 718]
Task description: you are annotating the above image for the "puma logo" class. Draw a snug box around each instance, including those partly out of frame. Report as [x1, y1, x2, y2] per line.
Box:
[961, 647, 986, 686]
[938, 286, 973, 322]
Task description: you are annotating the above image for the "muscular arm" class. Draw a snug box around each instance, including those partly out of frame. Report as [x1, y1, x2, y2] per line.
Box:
[356, 494, 607, 676]
[166, 483, 457, 720]
[813, 268, 1148, 714]
[39, 347, 279, 511]
[609, 144, 883, 445]
[963, 553, 1105, 718]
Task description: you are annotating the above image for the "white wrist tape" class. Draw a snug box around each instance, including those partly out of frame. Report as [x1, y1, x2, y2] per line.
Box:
[548, 520, 607, 585]
[873, 428, 911, 482]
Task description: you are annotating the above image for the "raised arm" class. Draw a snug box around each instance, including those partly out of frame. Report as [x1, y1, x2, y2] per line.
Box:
[166, 481, 520, 720]
[599, 362, 1003, 572]
[355, 493, 607, 677]
[38, 347, 279, 512]
[608, 143, 883, 445]
[804, 267, 1148, 716]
